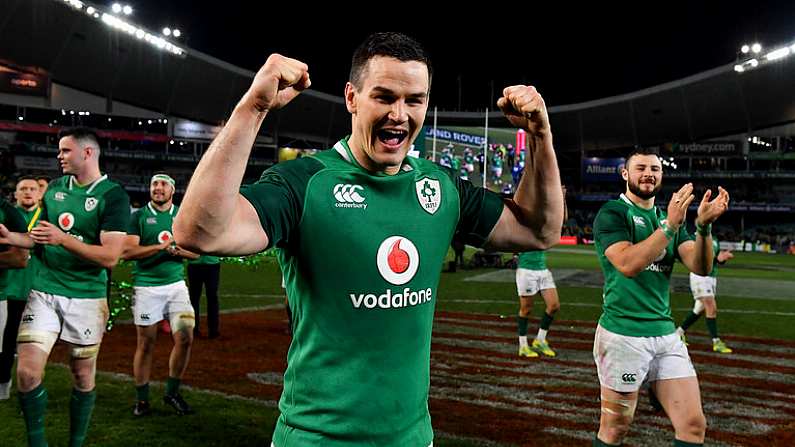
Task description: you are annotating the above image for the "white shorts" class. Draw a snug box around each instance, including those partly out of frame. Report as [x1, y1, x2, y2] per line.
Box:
[492, 168, 503, 178]
[133, 281, 194, 327]
[593, 324, 696, 393]
[690, 273, 716, 299]
[516, 268, 556, 296]
[18, 290, 109, 345]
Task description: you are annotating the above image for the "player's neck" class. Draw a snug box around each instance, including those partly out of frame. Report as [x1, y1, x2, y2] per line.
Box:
[18, 203, 38, 212]
[347, 135, 401, 176]
[150, 200, 173, 212]
[73, 168, 103, 186]
[624, 190, 655, 210]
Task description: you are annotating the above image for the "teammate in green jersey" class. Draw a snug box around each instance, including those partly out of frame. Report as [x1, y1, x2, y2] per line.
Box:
[123, 173, 199, 417]
[676, 239, 734, 353]
[592, 148, 729, 447]
[0, 176, 40, 400]
[516, 185, 567, 358]
[0, 128, 130, 447]
[175, 33, 564, 446]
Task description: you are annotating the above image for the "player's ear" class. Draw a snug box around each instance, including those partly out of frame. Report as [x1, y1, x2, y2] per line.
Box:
[345, 82, 357, 114]
[621, 168, 628, 182]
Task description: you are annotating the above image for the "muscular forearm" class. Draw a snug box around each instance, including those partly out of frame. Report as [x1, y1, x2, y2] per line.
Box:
[61, 236, 122, 269]
[123, 243, 165, 261]
[510, 135, 564, 246]
[2, 232, 34, 249]
[690, 234, 713, 275]
[175, 97, 266, 250]
[611, 229, 672, 277]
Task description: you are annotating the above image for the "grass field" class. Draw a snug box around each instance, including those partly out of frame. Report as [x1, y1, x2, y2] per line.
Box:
[1, 247, 793, 446]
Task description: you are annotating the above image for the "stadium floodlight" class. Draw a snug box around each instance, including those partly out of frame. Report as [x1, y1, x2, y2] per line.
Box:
[734, 64, 745, 73]
[147, 119, 152, 124]
[111, 3, 122, 13]
[138, 121, 142, 125]
[741, 44, 750, 53]
[18, 116, 23, 121]
[173, 29, 181, 38]
[122, 4, 132, 15]
[86, 6, 95, 14]
[169, 140, 174, 144]
[749, 59, 759, 67]
[135, 29, 144, 39]
[162, 27, 172, 36]
[108, 117, 112, 121]
[751, 43, 762, 53]
[163, 118, 168, 123]
[765, 47, 791, 61]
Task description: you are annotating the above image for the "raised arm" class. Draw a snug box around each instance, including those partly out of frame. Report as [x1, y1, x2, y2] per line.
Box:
[485, 86, 564, 251]
[678, 187, 730, 275]
[174, 54, 311, 256]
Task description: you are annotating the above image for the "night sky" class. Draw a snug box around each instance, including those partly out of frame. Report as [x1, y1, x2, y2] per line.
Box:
[125, 1, 793, 110]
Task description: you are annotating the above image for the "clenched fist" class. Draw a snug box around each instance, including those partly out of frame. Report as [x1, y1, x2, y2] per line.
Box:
[497, 85, 550, 137]
[243, 54, 312, 113]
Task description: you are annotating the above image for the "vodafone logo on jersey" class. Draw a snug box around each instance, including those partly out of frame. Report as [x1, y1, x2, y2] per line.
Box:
[376, 236, 419, 285]
[158, 230, 173, 244]
[58, 212, 75, 231]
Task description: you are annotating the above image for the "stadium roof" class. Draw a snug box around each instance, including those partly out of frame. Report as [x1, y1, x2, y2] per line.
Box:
[1, 0, 794, 150]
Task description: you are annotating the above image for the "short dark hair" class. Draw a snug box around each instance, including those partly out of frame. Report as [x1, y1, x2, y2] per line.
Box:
[35, 174, 51, 182]
[349, 32, 432, 90]
[16, 175, 38, 185]
[58, 127, 100, 150]
[625, 146, 660, 167]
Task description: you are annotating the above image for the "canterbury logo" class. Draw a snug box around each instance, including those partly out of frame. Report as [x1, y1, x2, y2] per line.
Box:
[333, 184, 367, 209]
[334, 184, 365, 203]
[621, 373, 637, 383]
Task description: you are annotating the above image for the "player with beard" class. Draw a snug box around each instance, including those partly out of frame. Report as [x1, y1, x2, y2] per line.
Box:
[123, 173, 199, 416]
[592, 147, 729, 447]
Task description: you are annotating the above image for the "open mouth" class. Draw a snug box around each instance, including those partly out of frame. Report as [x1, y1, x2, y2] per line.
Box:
[377, 129, 408, 148]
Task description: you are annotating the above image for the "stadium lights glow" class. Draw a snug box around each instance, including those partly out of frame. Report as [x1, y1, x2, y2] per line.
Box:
[765, 47, 791, 61]
[751, 43, 762, 53]
[741, 44, 750, 53]
[18, 116, 24, 121]
[54, 1, 185, 57]
[172, 29, 181, 38]
[147, 119, 152, 124]
[749, 59, 759, 67]
[162, 27, 171, 36]
[169, 140, 174, 144]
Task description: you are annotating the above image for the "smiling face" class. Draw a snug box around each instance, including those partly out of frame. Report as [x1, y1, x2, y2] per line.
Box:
[622, 153, 663, 200]
[345, 56, 430, 174]
[150, 179, 174, 206]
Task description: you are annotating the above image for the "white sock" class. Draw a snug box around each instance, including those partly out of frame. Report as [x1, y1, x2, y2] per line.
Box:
[536, 329, 548, 342]
[713, 337, 721, 344]
[519, 336, 528, 349]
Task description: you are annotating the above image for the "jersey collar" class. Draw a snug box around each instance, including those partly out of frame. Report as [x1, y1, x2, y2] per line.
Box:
[334, 137, 414, 175]
[68, 174, 108, 194]
[147, 202, 175, 216]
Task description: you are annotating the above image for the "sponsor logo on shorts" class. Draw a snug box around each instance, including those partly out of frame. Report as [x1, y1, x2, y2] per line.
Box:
[333, 184, 367, 209]
[621, 373, 637, 383]
[83, 328, 92, 337]
[140, 313, 150, 321]
[22, 314, 34, 323]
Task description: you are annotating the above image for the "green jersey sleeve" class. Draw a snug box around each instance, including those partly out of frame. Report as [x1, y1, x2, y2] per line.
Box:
[1, 200, 28, 233]
[240, 157, 324, 249]
[100, 186, 131, 233]
[443, 168, 503, 248]
[128, 209, 143, 236]
[594, 204, 630, 250]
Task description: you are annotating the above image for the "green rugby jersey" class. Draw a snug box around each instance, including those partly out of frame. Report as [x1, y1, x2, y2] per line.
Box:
[129, 203, 184, 287]
[240, 137, 503, 447]
[2, 206, 41, 301]
[593, 194, 694, 337]
[0, 199, 29, 299]
[518, 250, 547, 270]
[33, 175, 130, 298]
